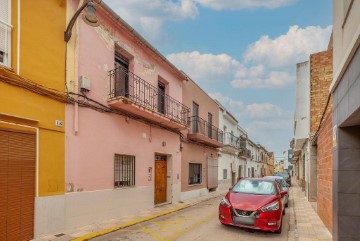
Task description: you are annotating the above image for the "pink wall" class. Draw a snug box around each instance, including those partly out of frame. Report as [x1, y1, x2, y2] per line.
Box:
[65, 3, 184, 192]
[181, 75, 220, 192]
[182, 79, 219, 126]
[181, 143, 217, 192]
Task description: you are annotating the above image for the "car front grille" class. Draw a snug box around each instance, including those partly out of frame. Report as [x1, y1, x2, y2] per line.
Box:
[234, 209, 255, 217]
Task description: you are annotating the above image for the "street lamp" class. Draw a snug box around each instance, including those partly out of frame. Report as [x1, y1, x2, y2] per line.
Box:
[64, 0, 100, 42]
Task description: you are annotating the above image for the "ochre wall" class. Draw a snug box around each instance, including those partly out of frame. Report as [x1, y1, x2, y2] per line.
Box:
[0, 0, 67, 196]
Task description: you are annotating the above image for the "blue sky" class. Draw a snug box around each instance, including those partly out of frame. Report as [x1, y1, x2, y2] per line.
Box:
[104, 0, 332, 157]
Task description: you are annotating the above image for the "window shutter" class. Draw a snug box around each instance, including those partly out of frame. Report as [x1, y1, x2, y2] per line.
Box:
[0, 0, 10, 65]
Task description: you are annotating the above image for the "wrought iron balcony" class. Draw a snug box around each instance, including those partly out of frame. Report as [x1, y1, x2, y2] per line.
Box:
[108, 65, 190, 129]
[239, 147, 251, 158]
[223, 132, 240, 149]
[187, 116, 223, 148]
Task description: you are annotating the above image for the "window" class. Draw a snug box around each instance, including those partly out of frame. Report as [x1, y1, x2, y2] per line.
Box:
[189, 163, 201, 184]
[0, 0, 11, 66]
[114, 154, 135, 188]
[223, 169, 227, 180]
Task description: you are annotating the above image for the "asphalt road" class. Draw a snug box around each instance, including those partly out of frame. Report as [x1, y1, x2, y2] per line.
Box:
[91, 196, 289, 241]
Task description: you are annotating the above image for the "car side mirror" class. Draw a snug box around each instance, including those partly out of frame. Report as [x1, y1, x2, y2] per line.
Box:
[280, 190, 288, 197]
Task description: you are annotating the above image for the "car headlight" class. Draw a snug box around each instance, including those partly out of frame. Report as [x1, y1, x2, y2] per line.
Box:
[261, 201, 279, 212]
[220, 197, 231, 208]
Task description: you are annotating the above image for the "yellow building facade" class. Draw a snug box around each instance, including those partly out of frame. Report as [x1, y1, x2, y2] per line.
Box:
[0, 1, 66, 239]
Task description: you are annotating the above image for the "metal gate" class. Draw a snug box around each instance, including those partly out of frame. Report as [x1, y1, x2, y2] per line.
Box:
[207, 157, 218, 189]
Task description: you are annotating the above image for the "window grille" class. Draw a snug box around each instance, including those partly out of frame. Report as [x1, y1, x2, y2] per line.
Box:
[114, 154, 135, 188]
[189, 163, 201, 184]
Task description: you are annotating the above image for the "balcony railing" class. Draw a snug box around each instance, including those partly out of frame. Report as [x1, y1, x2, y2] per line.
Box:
[239, 147, 251, 158]
[109, 65, 190, 126]
[223, 132, 240, 149]
[188, 116, 223, 144]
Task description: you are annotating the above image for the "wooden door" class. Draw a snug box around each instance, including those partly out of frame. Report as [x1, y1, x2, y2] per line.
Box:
[0, 129, 36, 241]
[154, 160, 167, 205]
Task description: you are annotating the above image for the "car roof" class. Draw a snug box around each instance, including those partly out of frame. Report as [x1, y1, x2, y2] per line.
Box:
[263, 176, 285, 180]
[239, 177, 277, 183]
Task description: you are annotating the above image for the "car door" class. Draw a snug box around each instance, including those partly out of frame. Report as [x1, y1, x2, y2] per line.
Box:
[275, 180, 286, 210]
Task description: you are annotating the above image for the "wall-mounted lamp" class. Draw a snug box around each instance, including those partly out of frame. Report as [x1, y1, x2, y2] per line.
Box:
[64, 0, 100, 42]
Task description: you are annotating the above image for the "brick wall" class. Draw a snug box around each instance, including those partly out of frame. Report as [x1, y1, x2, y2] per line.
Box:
[310, 48, 333, 135]
[310, 39, 333, 232]
[316, 100, 333, 232]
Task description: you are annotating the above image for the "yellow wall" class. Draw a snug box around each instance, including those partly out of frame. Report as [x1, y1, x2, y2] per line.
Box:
[0, 0, 67, 196]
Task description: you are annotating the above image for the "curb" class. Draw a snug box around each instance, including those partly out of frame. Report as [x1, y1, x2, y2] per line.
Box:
[72, 191, 225, 241]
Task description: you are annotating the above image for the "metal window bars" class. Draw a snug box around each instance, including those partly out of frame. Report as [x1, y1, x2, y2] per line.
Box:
[114, 154, 135, 188]
[109, 65, 190, 126]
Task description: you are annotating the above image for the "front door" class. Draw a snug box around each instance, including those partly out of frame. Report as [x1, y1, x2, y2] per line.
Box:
[155, 156, 167, 205]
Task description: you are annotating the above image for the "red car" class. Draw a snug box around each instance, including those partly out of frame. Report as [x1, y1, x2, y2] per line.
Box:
[219, 178, 287, 233]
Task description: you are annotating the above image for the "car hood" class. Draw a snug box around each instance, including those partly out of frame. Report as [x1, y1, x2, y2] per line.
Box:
[228, 192, 277, 211]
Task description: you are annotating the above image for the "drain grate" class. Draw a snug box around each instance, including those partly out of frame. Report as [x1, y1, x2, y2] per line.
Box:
[54, 233, 65, 237]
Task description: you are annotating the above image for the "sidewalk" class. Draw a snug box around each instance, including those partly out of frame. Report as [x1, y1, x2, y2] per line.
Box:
[287, 184, 332, 241]
[33, 190, 226, 241]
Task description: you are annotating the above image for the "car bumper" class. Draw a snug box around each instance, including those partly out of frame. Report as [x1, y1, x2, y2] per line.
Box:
[219, 205, 282, 232]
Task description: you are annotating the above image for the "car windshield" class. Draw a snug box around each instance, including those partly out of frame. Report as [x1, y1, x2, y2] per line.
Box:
[232, 180, 275, 195]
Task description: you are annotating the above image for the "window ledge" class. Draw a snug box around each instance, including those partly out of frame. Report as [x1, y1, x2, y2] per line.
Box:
[188, 183, 203, 187]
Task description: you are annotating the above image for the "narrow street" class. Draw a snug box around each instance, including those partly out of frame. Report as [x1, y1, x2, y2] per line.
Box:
[92, 195, 289, 241]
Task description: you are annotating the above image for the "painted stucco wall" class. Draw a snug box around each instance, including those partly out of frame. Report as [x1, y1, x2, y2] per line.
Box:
[0, 0, 67, 197]
[60, 1, 184, 235]
[294, 61, 310, 144]
[180, 78, 219, 194]
[182, 79, 219, 126]
[180, 142, 217, 196]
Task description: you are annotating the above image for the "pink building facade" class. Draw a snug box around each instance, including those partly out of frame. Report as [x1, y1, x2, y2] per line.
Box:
[64, 1, 189, 230]
[180, 78, 223, 201]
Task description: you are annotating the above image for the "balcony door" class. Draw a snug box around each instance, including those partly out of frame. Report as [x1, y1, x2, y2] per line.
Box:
[115, 54, 129, 97]
[158, 82, 166, 114]
[208, 113, 213, 138]
[192, 102, 199, 133]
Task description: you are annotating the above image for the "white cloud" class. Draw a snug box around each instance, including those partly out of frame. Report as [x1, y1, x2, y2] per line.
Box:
[104, 0, 198, 40]
[244, 25, 332, 68]
[167, 25, 331, 88]
[167, 51, 242, 82]
[232, 67, 293, 88]
[245, 103, 285, 118]
[210, 92, 286, 120]
[194, 0, 296, 10]
[209, 92, 245, 110]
